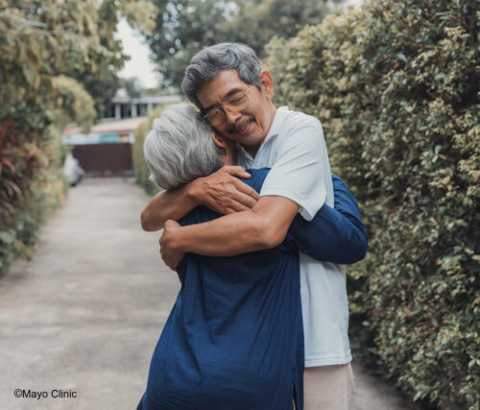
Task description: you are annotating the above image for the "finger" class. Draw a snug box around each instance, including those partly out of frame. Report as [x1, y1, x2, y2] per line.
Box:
[233, 179, 260, 200]
[225, 200, 251, 213]
[222, 165, 251, 178]
[164, 258, 175, 271]
[234, 190, 259, 208]
[226, 192, 257, 210]
[212, 194, 251, 214]
[173, 258, 182, 270]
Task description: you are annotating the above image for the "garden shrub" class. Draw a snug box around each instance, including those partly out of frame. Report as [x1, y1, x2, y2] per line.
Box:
[265, 0, 479, 408]
[132, 105, 166, 196]
[0, 122, 69, 272]
[0, 0, 157, 273]
[0, 2, 99, 272]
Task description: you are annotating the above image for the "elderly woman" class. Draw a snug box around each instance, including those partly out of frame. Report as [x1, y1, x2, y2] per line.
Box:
[137, 104, 367, 410]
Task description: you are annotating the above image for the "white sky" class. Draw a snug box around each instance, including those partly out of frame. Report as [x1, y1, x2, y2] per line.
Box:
[115, 19, 160, 89]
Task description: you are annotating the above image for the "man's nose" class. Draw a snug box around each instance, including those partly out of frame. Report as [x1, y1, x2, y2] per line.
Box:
[224, 108, 242, 124]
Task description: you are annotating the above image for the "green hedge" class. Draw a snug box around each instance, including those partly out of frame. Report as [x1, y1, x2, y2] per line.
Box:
[0, 166, 68, 272]
[132, 105, 166, 196]
[0, 124, 69, 273]
[265, 0, 479, 408]
[0, 2, 104, 273]
[0, 76, 95, 273]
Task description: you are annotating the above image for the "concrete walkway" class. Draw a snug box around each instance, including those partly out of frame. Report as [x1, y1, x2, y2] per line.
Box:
[0, 178, 420, 410]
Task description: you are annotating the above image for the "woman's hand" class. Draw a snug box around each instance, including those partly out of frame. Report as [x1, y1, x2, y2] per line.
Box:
[159, 220, 185, 270]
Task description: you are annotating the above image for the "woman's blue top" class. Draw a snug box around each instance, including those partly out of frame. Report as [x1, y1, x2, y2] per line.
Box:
[137, 169, 367, 410]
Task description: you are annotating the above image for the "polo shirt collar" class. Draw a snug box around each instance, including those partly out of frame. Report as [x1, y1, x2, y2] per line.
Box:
[236, 106, 289, 161]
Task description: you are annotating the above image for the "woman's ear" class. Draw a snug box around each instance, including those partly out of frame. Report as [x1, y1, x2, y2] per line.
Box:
[211, 131, 227, 150]
[211, 131, 237, 165]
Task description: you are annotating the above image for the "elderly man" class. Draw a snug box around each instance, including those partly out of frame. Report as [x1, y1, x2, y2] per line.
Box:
[138, 104, 366, 410]
[141, 43, 364, 409]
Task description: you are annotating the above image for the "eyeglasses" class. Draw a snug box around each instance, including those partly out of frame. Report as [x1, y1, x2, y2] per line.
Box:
[202, 90, 250, 127]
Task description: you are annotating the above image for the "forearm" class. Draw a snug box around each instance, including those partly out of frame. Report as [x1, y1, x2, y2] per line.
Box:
[168, 212, 269, 256]
[141, 166, 260, 231]
[289, 205, 367, 264]
[288, 177, 368, 264]
[163, 196, 299, 257]
[141, 183, 197, 231]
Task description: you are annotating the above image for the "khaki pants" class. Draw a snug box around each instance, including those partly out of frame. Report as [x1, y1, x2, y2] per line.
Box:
[302, 363, 355, 410]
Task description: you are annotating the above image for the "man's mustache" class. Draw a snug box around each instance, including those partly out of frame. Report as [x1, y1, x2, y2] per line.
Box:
[227, 117, 254, 134]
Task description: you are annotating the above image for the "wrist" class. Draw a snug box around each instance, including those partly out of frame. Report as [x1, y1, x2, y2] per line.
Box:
[185, 178, 203, 206]
[165, 227, 183, 252]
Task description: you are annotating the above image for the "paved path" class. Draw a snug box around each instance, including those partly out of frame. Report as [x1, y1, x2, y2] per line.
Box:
[0, 178, 420, 410]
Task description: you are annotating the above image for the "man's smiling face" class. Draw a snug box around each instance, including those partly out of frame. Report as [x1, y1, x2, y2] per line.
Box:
[196, 69, 276, 157]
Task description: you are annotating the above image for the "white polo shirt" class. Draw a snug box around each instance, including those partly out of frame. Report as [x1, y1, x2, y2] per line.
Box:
[237, 106, 352, 367]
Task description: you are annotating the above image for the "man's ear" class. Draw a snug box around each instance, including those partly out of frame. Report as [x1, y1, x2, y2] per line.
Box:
[259, 70, 274, 99]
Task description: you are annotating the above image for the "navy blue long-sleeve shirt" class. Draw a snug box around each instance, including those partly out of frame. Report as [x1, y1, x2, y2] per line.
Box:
[138, 169, 366, 410]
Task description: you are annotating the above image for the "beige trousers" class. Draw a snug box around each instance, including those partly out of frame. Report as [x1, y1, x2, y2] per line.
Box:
[302, 363, 355, 410]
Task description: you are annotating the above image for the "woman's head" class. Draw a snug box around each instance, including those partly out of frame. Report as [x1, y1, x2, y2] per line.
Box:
[143, 104, 223, 190]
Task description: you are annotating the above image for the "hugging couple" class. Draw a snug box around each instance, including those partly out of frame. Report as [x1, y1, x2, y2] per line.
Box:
[136, 43, 368, 410]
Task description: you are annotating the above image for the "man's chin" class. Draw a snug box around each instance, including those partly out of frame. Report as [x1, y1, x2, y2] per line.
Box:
[232, 133, 257, 146]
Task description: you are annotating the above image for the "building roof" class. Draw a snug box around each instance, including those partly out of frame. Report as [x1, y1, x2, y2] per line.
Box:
[111, 93, 183, 105]
[63, 116, 148, 136]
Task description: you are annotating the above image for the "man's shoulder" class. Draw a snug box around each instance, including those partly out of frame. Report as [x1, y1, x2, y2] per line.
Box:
[278, 107, 322, 133]
[273, 107, 324, 149]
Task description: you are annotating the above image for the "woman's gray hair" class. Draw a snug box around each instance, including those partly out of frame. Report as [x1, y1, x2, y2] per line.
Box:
[143, 104, 222, 190]
[181, 43, 262, 110]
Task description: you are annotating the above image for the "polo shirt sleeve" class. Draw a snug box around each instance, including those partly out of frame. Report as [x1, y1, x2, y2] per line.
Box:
[259, 118, 327, 221]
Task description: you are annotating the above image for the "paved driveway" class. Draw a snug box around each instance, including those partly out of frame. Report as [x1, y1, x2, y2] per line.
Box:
[0, 177, 419, 410]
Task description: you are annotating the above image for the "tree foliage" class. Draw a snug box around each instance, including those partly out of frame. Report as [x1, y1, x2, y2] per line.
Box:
[51, 75, 97, 131]
[132, 106, 165, 196]
[0, 0, 157, 272]
[64, 0, 158, 117]
[266, 0, 479, 408]
[123, 77, 144, 99]
[146, 0, 342, 88]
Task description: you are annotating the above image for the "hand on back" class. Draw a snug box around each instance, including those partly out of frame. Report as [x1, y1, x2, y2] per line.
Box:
[190, 166, 259, 214]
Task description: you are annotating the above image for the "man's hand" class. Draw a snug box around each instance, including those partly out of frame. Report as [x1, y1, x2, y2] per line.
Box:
[158, 196, 300, 258]
[159, 220, 185, 271]
[189, 166, 259, 214]
[141, 166, 259, 232]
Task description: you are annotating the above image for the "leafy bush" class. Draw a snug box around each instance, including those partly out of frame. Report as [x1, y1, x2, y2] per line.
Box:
[0, 1, 99, 272]
[51, 76, 97, 132]
[0, 0, 158, 273]
[132, 105, 166, 196]
[0, 166, 67, 272]
[265, 0, 479, 408]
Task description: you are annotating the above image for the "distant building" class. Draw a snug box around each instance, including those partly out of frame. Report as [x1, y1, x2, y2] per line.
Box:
[62, 91, 183, 175]
[103, 89, 182, 120]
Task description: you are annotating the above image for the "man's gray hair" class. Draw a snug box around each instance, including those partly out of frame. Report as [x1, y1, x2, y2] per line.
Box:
[181, 43, 262, 110]
[143, 104, 222, 190]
